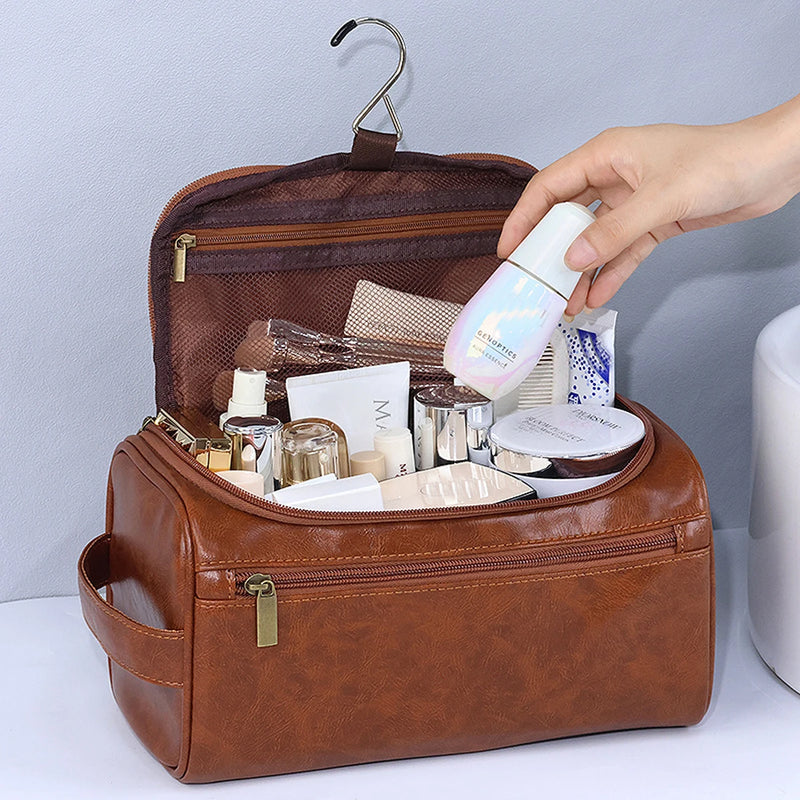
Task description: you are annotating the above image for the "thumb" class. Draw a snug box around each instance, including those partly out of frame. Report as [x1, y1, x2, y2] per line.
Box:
[565, 189, 672, 271]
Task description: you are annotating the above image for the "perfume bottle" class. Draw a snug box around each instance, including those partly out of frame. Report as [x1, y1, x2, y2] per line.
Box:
[279, 418, 350, 486]
[444, 202, 595, 400]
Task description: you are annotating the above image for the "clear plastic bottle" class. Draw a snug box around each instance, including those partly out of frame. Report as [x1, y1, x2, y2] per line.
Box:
[444, 202, 595, 400]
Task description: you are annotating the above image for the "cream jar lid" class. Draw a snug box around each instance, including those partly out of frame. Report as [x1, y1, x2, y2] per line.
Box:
[414, 384, 491, 410]
[489, 404, 645, 459]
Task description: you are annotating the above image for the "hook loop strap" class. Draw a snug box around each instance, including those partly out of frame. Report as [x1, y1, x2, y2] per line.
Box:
[349, 128, 398, 171]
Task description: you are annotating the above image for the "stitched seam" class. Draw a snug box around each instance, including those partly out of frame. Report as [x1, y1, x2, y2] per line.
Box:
[676, 523, 686, 553]
[90, 622, 183, 687]
[196, 514, 706, 567]
[195, 550, 707, 607]
[85, 591, 183, 641]
[106, 653, 183, 688]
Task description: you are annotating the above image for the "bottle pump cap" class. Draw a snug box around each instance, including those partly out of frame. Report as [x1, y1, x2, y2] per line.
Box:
[227, 368, 268, 418]
[507, 202, 596, 299]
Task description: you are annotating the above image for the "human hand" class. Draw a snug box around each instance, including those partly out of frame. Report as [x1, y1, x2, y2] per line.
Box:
[498, 98, 800, 315]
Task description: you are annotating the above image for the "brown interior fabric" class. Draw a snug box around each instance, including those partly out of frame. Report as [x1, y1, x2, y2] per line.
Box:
[150, 152, 535, 417]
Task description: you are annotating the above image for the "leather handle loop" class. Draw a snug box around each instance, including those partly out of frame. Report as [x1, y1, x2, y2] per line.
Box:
[78, 534, 185, 688]
[349, 129, 398, 170]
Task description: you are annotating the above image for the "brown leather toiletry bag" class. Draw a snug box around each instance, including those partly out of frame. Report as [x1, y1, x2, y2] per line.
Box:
[78, 132, 714, 783]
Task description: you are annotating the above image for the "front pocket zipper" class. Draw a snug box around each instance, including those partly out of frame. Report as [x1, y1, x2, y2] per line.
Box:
[236, 529, 677, 648]
[171, 210, 511, 282]
[243, 574, 278, 647]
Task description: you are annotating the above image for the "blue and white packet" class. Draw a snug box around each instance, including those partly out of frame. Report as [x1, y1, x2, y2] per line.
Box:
[557, 308, 617, 406]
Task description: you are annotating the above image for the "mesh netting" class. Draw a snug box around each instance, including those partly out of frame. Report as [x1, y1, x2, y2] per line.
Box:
[169, 252, 500, 420]
[153, 154, 533, 418]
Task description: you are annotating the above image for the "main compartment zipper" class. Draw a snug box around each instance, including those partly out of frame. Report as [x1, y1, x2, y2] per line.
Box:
[139, 418, 653, 521]
[171, 210, 510, 282]
[237, 529, 676, 648]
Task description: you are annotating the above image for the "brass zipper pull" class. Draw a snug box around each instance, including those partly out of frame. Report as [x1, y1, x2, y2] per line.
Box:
[244, 574, 278, 647]
[172, 234, 196, 282]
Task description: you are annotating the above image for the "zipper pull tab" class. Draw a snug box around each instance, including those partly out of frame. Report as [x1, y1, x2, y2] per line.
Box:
[172, 234, 196, 283]
[244, 574, 278, 647]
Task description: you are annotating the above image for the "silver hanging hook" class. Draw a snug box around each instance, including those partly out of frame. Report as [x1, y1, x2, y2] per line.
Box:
[331, 17, 406, 141]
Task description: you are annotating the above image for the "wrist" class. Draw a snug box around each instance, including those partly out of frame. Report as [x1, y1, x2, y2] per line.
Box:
[744, 95, 800, 197]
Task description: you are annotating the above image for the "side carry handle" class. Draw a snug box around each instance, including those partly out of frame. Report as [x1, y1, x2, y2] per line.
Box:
[78, 534, 184, 688]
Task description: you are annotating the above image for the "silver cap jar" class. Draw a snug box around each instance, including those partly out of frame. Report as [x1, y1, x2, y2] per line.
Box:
[412, 384, 494, 470]
[222, 415, 283, 491]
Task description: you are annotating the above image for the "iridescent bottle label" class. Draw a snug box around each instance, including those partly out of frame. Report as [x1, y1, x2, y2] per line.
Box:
[444, 261, 566, 399]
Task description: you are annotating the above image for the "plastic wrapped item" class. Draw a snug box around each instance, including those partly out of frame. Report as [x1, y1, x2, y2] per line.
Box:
[557, 308, 617, 406]
[344, 279, 463, 346]
[235, 318, 448, 377]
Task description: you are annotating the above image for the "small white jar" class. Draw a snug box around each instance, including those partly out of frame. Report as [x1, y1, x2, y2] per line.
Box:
[444, 202, 595, 400]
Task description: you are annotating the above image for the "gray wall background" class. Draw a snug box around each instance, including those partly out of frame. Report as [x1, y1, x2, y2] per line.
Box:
[2, 1, 799, 602]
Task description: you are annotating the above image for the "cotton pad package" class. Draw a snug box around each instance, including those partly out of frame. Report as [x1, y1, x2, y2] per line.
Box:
[557, 308, 617, 406]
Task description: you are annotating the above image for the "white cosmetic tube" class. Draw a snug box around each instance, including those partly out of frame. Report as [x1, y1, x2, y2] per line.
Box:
[373, 428, 416, 479]
[380, 462, 535, 510]
[269, 474, 384, 512]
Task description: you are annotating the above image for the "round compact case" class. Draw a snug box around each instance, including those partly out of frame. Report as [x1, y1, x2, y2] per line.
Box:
[489, 404, 646, 487]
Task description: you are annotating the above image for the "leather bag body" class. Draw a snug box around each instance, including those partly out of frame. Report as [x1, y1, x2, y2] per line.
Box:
[78, 139, 715, 783]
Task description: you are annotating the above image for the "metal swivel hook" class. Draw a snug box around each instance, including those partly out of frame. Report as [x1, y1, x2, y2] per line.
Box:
[331, 17, 406, 141]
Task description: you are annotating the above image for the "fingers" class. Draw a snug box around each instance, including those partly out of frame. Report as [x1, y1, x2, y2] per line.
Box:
[497, 150, 598, 258]
[564, 185, 675, 272]
[584, 232, 659, 309]
[565, 269, 595, 317]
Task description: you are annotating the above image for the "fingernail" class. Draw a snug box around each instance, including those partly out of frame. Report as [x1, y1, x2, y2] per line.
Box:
[563, 313, 575, 323]
[565, 237, 598, 270]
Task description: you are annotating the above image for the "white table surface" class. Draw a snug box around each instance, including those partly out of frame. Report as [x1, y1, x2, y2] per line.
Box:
[2, 527, 798, 799]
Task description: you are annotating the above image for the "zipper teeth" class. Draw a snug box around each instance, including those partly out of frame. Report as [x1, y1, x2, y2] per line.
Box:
[155, 151, 534, 244]
[180, 211, 509, 248]
[233, 531, 676, 592]
[141, 406, 652, 522]
[155, 152, 534, 236]
[447, 152, 536, 170]
[154, 165, 282, 237]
